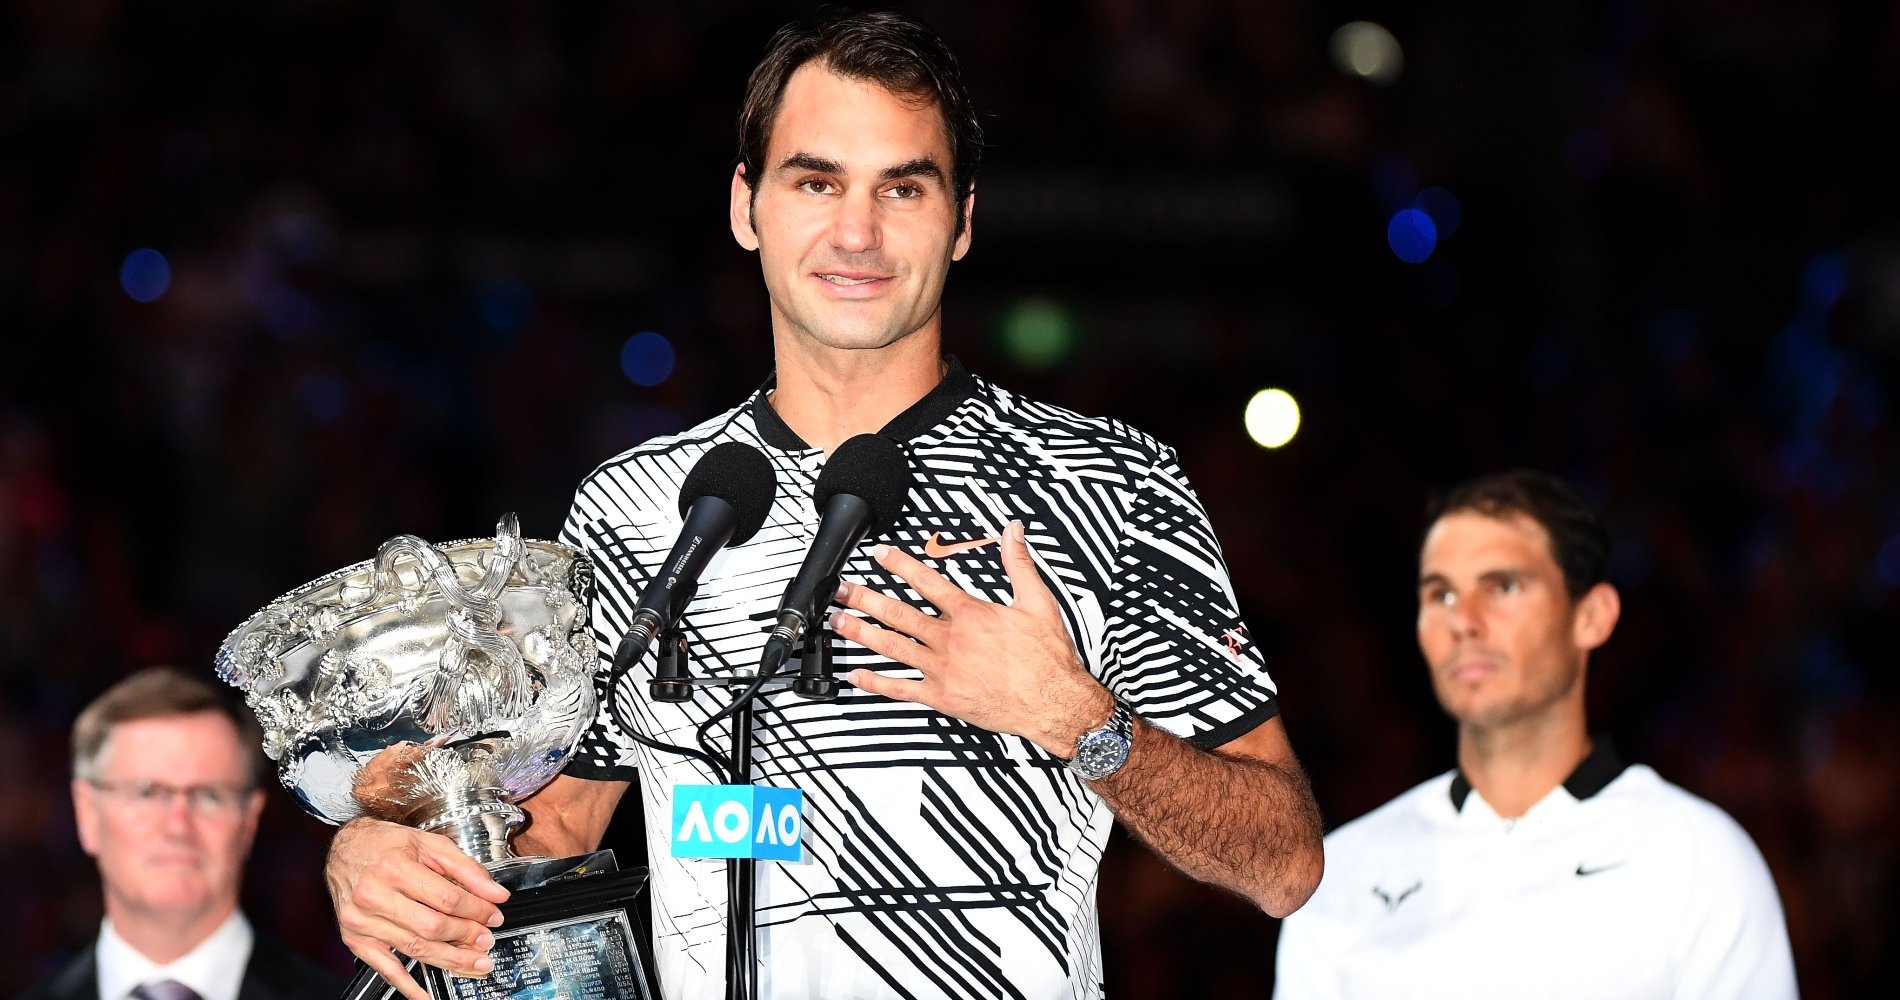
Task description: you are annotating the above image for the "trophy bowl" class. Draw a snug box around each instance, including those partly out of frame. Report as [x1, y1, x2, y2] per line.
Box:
[215, 514, 597, 867]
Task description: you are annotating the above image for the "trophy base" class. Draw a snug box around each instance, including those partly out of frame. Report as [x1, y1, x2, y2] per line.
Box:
[486, 850, 620, 891]
[340, 852, 654, 1000]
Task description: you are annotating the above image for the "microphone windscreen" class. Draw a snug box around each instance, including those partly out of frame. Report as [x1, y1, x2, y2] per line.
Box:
[815, 434, 915, 536]
[678, 441, 778, 544]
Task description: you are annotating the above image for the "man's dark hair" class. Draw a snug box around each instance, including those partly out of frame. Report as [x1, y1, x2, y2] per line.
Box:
[1425, 469, 1613, 598]
[72, 666, 267, 786]
[735, 8, 983, 237]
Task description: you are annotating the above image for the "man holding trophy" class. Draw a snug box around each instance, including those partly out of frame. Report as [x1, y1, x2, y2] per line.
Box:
[264, 10, 1323, 999]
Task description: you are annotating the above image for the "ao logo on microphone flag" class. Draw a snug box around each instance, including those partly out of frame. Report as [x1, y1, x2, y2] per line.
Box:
[671, 785, 805, 862]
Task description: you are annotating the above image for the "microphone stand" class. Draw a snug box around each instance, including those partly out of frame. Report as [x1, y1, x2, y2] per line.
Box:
[728, 692, 759, 1000]
[656, 613, 839, 1000]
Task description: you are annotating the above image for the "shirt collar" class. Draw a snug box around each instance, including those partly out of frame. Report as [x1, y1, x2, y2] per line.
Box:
[751, 355, 979, 451]
[97, 910, 252, 1000]
[1448, 737, 1628, 813]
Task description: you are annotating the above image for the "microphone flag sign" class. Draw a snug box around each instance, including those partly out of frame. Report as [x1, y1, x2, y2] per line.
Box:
[671, 785, 805, 862]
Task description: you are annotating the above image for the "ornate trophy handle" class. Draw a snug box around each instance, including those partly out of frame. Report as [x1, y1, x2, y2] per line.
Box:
[217, 514, 596, 870]
[350, 515, 532, 735]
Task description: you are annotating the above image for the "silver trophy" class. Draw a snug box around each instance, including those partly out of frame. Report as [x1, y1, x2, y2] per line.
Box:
[219, 515, 653, 1000]
[214, 514, 597, 867]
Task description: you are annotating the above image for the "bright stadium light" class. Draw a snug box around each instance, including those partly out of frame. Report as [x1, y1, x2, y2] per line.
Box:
[1330, 22, 1404, 85]
[1245, 388, 1302, 449]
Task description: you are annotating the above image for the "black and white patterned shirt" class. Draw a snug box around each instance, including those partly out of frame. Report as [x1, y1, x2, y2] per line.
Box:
[560, 359, 1278, 1000]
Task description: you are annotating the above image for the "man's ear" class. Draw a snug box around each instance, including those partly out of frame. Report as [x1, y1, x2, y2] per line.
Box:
[1572, 582, 1621, 652]
[235, 787, 265, 857]
[951, 189, 975, 261]
[73, 780, 101, 858]
[730, 165, 760, 251]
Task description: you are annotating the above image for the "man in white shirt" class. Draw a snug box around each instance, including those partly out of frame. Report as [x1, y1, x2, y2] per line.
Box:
[1274, 470, 1798, 1000]
[21, 668, 342, 1000]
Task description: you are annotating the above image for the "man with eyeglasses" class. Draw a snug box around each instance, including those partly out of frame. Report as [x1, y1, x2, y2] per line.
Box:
[21, 668, 343, 1000]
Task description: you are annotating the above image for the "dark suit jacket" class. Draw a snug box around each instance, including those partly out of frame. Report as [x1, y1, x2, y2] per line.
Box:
[18, 934, 346, 1000]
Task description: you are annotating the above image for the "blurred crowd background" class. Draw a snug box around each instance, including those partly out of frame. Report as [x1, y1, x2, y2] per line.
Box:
[5, 1, 1899, 996]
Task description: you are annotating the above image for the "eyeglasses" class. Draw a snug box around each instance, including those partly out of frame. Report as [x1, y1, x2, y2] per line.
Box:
[86, 778, 255, 817]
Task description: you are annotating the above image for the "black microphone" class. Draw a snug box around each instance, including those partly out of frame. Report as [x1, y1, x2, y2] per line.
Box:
[610, 442, 777, 679]
[760, 433, 914, 675]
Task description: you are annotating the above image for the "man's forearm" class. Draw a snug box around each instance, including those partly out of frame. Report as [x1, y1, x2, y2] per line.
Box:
[1094, 719, 1324, 917]
[513, 773, 628, 858]
[512, 818, 598, 859]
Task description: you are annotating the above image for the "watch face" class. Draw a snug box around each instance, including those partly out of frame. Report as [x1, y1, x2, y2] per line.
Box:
[1072, 729, 1130, 781]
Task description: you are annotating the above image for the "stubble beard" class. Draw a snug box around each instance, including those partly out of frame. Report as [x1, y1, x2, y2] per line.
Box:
[1448, 657, 1585, 749]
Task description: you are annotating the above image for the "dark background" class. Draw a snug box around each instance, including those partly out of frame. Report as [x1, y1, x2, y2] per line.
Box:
[6, 1, 1899, 997]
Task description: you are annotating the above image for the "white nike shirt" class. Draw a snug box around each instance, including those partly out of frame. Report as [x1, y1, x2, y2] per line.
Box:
[1275, 752, 1797, 1000]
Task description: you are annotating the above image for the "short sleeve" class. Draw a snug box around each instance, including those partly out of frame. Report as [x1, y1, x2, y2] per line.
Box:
[559, 478, 645, 782]
[1671, 807, 1798, 1000]
[1101, 449, 1278, 749]
[1273, 906, 1350, 1000]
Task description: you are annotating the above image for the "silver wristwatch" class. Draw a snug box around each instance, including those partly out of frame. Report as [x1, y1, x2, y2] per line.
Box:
[1065, 699, 1135, 781]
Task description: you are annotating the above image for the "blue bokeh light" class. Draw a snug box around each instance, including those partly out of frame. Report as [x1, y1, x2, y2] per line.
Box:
[1386, 208, 1438, 264]
[621, 331, 676, 387]
[120, 248, 171, 303]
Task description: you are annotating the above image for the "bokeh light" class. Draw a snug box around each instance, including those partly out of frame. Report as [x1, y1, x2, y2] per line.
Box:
[1330, 22, 1404, 85]
[1386, 208, 1438, 263]
[119, 248, 171, 302]
[1244, 388, 1302, 449]
[621, 331, 676, 387]
[999, 297, 1077, 370]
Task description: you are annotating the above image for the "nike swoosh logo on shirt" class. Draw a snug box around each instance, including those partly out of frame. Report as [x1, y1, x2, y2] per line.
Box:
[1575, 861, 1627, 877]
[1371, 881, 1422, 912]
[923, 532, 1001, 559]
